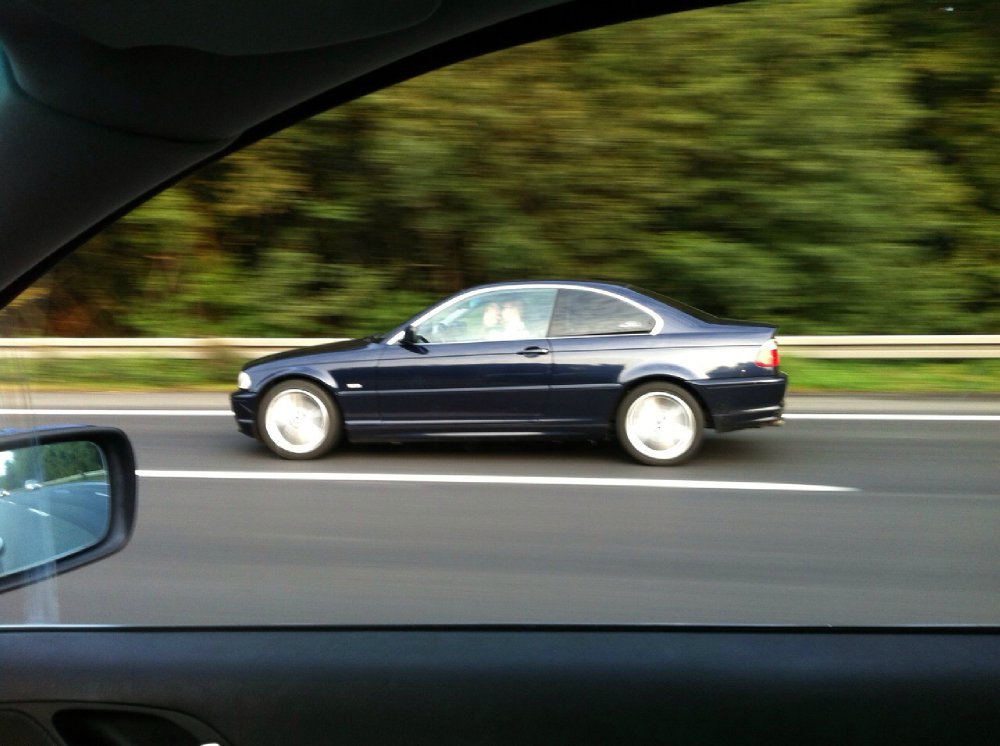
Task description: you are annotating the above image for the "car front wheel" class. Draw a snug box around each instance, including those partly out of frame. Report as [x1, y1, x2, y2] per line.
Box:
[616, 382, 704, 465]
[259, 380, 342, 459]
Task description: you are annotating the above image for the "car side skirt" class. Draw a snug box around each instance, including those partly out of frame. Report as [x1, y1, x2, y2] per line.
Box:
[344, 419, 609, 443]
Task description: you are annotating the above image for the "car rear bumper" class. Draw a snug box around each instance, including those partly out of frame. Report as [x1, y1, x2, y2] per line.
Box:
[691, 374, 788, 432]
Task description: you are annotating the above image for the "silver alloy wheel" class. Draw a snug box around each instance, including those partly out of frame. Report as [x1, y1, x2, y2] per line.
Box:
[263, 388, 331, 455]
[624, 391, 697, 461]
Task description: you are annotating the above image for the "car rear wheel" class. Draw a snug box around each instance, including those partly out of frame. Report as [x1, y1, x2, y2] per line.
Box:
[616, 382, 704, 465]
[259, 380, 342, 459]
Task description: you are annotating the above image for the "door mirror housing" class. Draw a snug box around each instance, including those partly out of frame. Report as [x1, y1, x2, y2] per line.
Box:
[0, 426, 136, 593]
[401, 325, 421, 346]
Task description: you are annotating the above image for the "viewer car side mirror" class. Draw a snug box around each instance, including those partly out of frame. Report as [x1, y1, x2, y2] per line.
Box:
[0, 426, 136, 593]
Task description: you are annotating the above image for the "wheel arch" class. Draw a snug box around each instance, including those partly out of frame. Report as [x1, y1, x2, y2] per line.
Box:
[254, 368, 342, 418]
[255, 374, 345, 459]
[614, 374, 714, 429]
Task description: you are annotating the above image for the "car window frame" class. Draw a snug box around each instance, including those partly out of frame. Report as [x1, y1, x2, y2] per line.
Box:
[408, 286, 559, 345]
[386, 283, 665, 345]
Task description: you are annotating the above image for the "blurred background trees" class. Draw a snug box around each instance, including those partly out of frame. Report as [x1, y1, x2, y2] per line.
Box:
[26, 0, 999, 337]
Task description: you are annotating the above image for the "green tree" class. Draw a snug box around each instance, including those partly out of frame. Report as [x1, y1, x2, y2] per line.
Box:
[341, 0, 975, 332]
[21, 0, 996, 338]
[863, 0, 1000, 330]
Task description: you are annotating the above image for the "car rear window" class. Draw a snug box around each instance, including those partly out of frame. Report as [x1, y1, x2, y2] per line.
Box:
[548, 289, 656, 337]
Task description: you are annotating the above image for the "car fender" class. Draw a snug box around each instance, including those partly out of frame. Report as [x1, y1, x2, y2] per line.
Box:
[618, 360, 701, 390]
[616, 362, 713, 424]
[255, 365, 340, 396]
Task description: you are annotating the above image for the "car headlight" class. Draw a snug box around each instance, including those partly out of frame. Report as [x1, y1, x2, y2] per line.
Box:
[237, 371, 252, 390]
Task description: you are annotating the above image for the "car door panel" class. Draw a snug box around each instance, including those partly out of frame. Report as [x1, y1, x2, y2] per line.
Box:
[2, 627, 998, 746]
[373, 339, 552, 433]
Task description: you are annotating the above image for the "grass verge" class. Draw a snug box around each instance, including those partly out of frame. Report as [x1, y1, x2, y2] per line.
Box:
[0, 357, 241, 391]
[780, 357, 1000, 394]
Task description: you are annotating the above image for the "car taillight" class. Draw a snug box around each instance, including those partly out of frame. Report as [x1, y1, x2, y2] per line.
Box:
[755, 339, 779, 368]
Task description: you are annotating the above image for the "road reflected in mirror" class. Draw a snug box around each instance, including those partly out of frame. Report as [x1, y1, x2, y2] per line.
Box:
[0, 441, 110, 578]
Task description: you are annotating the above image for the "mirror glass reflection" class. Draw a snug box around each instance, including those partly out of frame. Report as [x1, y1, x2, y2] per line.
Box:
[0, 440, 111, 578]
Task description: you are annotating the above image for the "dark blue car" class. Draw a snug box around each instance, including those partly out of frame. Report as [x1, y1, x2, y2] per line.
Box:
[231, 281, 786, 465]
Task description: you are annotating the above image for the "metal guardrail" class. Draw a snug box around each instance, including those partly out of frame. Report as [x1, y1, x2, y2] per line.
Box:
[2, 336, 998, 359]
[777, 335, 1000, 359]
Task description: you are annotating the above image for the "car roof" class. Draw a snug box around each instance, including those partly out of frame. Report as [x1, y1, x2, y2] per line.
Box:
[464, 280, 632, 292]
[0, 1, 720, 307]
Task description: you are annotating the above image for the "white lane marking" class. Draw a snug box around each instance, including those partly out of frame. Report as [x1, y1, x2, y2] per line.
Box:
[28, 508, 51, 517]
[0, 409, 232, 417]
[136, 469, 856, 493]
[786, 414, 1000, 422]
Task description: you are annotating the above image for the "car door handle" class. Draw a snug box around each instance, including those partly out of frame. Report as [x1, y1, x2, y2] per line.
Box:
[517, 346, 550, 357]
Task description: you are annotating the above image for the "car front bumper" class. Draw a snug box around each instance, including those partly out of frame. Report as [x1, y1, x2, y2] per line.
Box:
[230, 390, 260, 438]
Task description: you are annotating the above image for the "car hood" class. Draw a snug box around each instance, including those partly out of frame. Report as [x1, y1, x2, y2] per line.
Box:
[245, 337, 376, 369]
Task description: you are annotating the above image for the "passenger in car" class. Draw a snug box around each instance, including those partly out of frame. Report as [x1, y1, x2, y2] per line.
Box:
[499, 300, 528, 338]
[481, 302, 502, 338]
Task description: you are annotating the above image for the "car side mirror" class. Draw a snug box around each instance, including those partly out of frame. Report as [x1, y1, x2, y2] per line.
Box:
[402, 326, 420, 345]
[0, 426, 136, 593]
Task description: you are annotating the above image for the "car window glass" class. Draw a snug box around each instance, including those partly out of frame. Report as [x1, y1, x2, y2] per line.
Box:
[416, 288, 556, 343]
[549, 289, 656, 337]
[1, 0, 998, 628]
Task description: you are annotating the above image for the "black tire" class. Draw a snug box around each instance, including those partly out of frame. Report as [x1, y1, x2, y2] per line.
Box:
[616, 382, 704, 466]
[258, 379, 342, 460]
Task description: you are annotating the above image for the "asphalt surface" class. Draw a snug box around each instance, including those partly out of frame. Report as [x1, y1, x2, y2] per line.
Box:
[1, 392, 998, 626]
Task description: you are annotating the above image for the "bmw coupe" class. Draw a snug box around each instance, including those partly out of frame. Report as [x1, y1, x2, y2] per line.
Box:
[232, 280, 787, 464]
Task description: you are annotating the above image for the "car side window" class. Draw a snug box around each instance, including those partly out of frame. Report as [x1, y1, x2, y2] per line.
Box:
[417, 288, 557, 343]
[548, 289, 656, 337]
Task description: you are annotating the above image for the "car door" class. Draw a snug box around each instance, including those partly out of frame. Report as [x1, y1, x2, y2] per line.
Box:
[375, 287, 557, 435]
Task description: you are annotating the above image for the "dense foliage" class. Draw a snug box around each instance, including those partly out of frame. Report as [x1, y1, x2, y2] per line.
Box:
[21, 0, 999, 337]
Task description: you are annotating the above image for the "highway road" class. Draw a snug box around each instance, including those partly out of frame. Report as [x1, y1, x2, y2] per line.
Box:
[1, 392, 998, 626]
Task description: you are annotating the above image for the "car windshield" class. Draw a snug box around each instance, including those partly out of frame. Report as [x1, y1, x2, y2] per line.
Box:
[1, 0, 997, 626]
